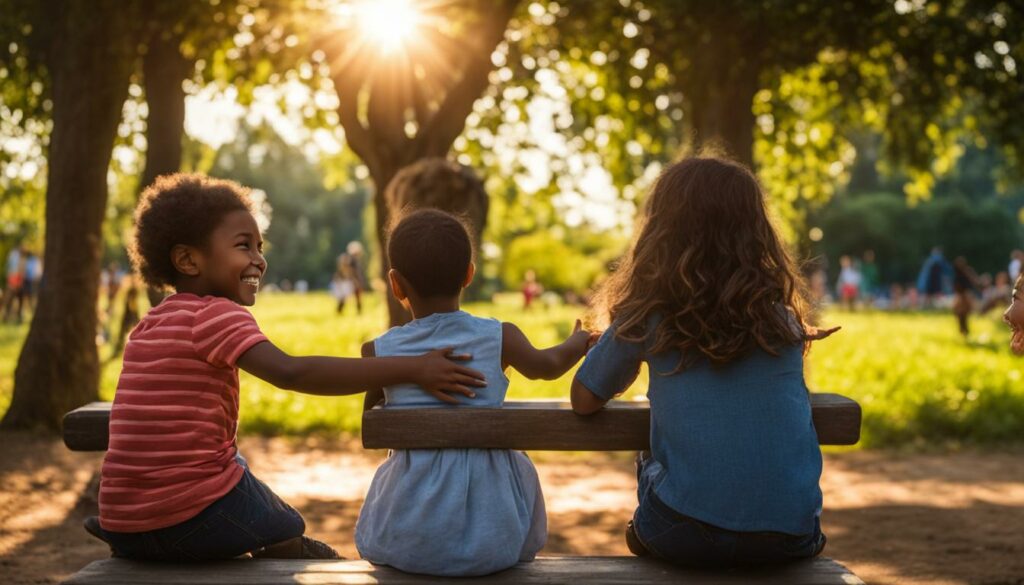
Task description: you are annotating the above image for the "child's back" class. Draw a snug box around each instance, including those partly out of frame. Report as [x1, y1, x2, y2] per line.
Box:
[356, 310, 545, 576]
[578, 325, 820, 535]
[355, 209, 593, 576]
[571, 157, 832, 568]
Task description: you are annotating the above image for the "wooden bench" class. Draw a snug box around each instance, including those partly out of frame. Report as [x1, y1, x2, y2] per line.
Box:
[62, 394, 863, 584]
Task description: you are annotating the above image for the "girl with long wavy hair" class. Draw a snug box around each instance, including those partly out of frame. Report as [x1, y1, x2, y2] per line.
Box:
[571, 156, 837, 568]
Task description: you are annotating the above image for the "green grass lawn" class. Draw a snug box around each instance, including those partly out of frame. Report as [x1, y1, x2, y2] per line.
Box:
[2, 291, 1023, 448]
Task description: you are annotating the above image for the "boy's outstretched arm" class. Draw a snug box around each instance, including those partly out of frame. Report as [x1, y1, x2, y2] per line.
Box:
[237, 340, 484, 402]
[361, 341, 385, 411]
[501, 320, 595, 381]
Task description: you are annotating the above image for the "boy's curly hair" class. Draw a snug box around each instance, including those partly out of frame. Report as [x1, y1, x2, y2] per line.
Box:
[129, 173, 256, 291]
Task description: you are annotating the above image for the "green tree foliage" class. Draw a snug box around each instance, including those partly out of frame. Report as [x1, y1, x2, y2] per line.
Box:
[501, 228, 623, 294]
[815, 192, 1021, 285]
[490, 0, 1022, 240]
[0, 3, 50, 263]
[1, 0, 143, 431]
[204, 124, 367, 288]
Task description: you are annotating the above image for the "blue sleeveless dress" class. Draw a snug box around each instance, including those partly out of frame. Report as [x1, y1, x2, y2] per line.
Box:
[355, 311, 546, 576]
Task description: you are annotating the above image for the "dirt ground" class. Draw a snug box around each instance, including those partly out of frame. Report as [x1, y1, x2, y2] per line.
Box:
[1, 431, 1022, 585]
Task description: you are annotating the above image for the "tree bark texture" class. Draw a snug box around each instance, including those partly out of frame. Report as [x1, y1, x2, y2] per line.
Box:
[2, 0, 138, 431]
[685, 55, 761, 170]
[325, 0, 519, 326]
[139, 28, 191, 309]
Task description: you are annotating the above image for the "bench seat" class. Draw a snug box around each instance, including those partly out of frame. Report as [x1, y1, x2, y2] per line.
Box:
[63, 556, 864, 584]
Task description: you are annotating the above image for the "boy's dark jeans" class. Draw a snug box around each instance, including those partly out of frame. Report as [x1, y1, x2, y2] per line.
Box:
[632, 453, 826, 568]
[97, 460, 305, 561]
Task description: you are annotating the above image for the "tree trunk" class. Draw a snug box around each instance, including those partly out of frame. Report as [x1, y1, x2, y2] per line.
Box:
[687, 60, 760, 170]
[370, 164, 413, 327]
[139, 28, 190, 309]
[1, 0, 138, 431]
[326, 0, 519, 328]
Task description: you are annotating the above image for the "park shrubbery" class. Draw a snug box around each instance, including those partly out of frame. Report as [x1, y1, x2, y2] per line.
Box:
[813, 192, 1022, 284]
[2, 292, 1022, 448]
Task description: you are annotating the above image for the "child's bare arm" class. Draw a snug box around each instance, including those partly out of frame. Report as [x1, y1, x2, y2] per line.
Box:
[501, 320, 595, 380]
[361, 341, 385, 411]
[571, 349, 641, 415]
[570, 377, 611, 415]
[237, 340, 484, 401]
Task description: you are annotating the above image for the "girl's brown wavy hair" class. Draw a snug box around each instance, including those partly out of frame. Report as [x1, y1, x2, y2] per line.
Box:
[592, 156, 811, 372]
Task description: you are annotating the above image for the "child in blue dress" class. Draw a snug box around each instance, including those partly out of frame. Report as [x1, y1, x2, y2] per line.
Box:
[572, 157, 838, 568]
[355, 209, 595, 576]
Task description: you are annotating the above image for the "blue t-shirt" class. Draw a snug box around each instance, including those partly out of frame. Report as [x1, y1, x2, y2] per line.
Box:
[576, 323, 822, 535]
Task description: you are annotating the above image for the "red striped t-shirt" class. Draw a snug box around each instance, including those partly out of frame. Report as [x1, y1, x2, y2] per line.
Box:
[99, 293, 268, 533]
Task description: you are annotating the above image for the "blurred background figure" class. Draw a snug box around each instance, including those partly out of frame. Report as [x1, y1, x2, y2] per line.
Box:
[917, 247, 951, 308]
[100, 263, 123, 342]
[951, 256, 981, 338]
[980, 271, 1011, 314]
[835, 255, 862, 311]
[331, 242, 365, 315]
[860, 250, 880, 306]
[1009, 250, 1023, 284]
[345, 241, 365, 314]
[22, 250, 41, 312]
[522, 269, 542, 310]
[109, 275, 141, 359]
[3, 246, 26, 323]
[888, 283, 905, 311]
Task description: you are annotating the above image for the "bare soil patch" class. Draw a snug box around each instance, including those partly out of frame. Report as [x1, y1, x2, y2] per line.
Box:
[2, 431, 1022, 584]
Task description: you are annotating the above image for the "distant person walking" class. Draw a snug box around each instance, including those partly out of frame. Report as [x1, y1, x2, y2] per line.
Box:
[110, 276, 141, 359]
[917, 248, 951, 308]
[345, 241, 365, 314]
[952, 257, 981, 338]
[331, 242, 365, 315]
[835, 255, 861, 311]
[23, 250, 41, 311]
[3, 246, 26, 323]
[980, 271, 1011, 313]
[522, 269, 543, 310]
[1009, 250, 1023, 283]
[860, 250, 880, 305]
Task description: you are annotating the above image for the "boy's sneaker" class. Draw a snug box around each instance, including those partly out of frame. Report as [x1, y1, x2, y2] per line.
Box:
[625, 521, 649, 557]
[83, 516, 107, 543]
[252, 536, 341, 560]
[84, 516, 117, 557]
[300, 536, 341, 559]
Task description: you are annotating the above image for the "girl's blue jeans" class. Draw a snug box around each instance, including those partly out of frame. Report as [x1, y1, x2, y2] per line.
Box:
[97, 456, 305, 561]
[631, 453, 826, 568]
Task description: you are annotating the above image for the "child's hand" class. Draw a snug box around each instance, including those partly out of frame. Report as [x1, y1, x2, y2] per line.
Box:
[414, 348, 487, 403]
[805, 325, 841, 341]
[568, 319, 600, 357]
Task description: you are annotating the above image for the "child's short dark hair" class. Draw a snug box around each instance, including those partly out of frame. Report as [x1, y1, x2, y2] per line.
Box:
[387, 208, 473, 298]
[129, 173, 256, 290]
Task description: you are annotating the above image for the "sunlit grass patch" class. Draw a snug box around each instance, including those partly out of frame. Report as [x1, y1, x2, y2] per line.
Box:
[2, 292, 1023, 447]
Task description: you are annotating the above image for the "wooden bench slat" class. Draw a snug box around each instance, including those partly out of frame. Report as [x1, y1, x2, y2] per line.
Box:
[63, 556, 864, 584]
[62, 393, 860, 452]
[363, 393, 860, 450]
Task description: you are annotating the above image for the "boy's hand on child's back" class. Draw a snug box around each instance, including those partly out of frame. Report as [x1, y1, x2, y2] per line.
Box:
[415, 348, 487, 403]
[805, 325, 841, 341]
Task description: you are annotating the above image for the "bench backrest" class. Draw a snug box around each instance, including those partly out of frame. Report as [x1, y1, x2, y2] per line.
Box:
[63, 393, 860, 451]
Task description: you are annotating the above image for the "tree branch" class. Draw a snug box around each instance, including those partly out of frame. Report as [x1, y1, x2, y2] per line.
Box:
[417, 0, 519, 155]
